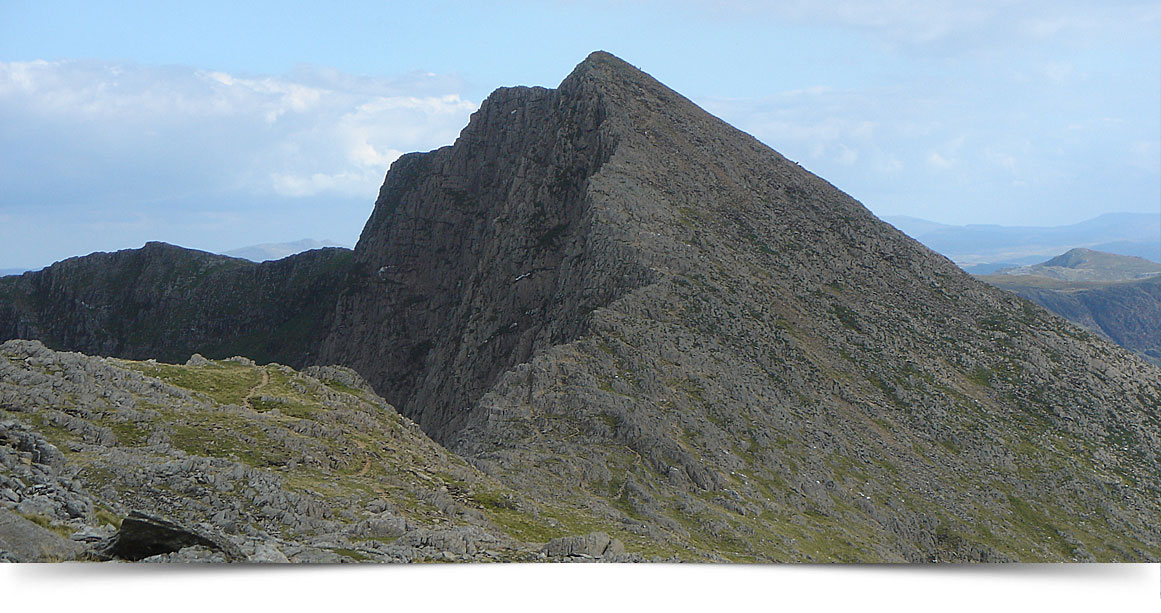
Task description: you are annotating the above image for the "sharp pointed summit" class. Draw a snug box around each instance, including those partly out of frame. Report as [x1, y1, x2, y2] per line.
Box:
[322, 49, 926, 439]
[2, 52, 1159, 562]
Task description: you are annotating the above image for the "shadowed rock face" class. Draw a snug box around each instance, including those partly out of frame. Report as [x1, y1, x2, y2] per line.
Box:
[319, 54, 660, 438]
[983, 274, 1161, 362]
[96, 511, 243, 561]
[0, 243, 354, 367]
[1, 52, 1159, 562]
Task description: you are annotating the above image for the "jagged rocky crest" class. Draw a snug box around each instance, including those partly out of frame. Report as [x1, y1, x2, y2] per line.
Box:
[320, 53, 658, 437]
[0, 242, 354, 367]
[1, 52, 1160, 561]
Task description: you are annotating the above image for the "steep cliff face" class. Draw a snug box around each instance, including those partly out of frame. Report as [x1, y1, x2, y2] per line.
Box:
[396, 52, 1161, 561]
[1, 51, 1159, 562]
[0, 243, 354, 366]
[319, 55, 660, 437]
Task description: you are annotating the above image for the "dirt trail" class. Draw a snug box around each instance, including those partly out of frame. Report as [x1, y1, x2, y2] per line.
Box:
[243, 367, 270, 410]
[354, 439, 372, 477]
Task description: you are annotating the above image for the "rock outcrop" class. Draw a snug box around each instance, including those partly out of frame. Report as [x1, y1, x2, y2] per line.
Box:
[0, 508, 87, 562]
[1, 51, 1159, 562]
[317, 63, 657, 437]
[96, 510, 244, 561]
[0, 339, 630, 563]
[0, 243, 354, 367]
[542, 532, 626, 561]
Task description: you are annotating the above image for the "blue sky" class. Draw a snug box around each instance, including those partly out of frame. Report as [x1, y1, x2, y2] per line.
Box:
[1, 0, 1158, 269]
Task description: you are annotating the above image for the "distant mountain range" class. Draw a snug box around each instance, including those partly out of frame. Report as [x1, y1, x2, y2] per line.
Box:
[884, 212, 1161, 274]
[223, 238, 348, 262]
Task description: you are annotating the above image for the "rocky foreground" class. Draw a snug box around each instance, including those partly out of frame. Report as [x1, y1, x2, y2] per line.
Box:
[0, 340, 636, 562]
[2, 52, 1160, 563]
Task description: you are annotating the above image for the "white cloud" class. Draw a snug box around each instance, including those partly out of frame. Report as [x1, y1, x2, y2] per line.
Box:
[269, 171, 377, 198]
[679, 0, 1161, 57]
[1041, 61, 1074, 84]
[873, 156, 904, 174]
[1128, 140, 1161, 174]
[984, 149, 1018, 174]
[0, 59, 478, 205]
[0, 59, 481, 267]
[778, 0, 996, 42]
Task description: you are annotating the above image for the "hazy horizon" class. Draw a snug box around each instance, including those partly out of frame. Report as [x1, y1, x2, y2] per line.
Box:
[3, 209, 1157, 273]
[2, 1, 1158, 269]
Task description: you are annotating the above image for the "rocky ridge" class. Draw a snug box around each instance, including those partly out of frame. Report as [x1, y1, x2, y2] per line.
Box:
[414, 52, 1161, 561]
[318, 62, 656, 438]
[0, 242, 354, 367]
[0, 51, 1159, 562]
[0, 340, 634, 562]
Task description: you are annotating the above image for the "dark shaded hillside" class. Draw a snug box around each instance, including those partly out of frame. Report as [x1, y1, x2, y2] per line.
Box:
[1, 51, 1160, 562]
[982, 273, 1161, 363]
[318, 68, 658, 438]
[0, 242, 354, 366]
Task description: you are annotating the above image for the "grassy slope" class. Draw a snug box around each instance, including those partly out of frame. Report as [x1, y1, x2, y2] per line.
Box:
[1, 347, 681, 560]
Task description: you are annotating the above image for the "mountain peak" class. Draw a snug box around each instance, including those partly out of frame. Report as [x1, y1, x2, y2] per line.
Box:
[4, 52, 1161, 562]
[1044, 247, 1097, 267]
[567, 50, 643, 82]
[576, 50, 629, 70]
[557, 50, 699, 122]
[999, 247, 1161, 281]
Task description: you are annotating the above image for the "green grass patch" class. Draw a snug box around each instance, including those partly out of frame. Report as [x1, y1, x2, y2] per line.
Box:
[16, 511, 75, 539]
[967, 367, 993, 387]
[127, 360, 260, 406]
[470, 489, 518, 511]
[321, 380, 367, 399]
[1005, 495, 1074, 560]
[831, 304, 861, 332]
[332, 547, 371, 562]
[170, 421, 268, 466]
[95, 505, 123, 528]
[108, 420, 150, 447]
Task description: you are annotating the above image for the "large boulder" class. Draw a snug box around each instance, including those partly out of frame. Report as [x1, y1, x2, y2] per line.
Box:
[542, 532, 625, 560]
[0, 508, 86, 562]
[95, 510, 243, 562]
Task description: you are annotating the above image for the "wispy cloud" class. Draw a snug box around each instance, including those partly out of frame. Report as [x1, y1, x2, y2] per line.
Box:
[698, 55, 1158, 226]
[683, 0, 1161, 52]
[0, 60, 478, 267]
[0, 59, 476, 204]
